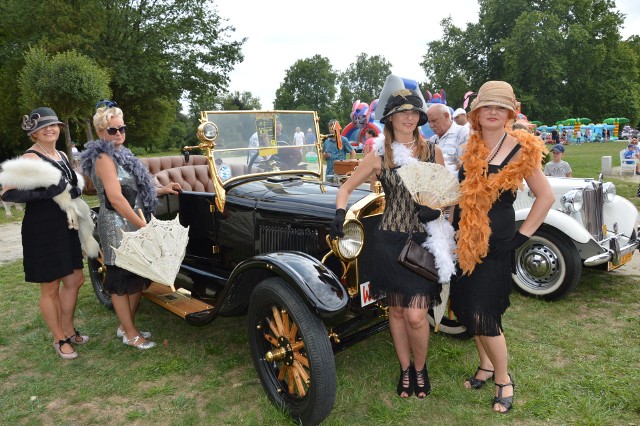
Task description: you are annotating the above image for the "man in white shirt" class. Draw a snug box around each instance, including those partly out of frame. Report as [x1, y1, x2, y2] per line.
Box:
[452, 108, 470, 129]
[427, 104, 469, 173]
[293, 127, 305, 146]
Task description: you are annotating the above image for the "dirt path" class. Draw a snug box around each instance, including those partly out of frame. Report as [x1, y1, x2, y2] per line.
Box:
[0, 222, 23, 265]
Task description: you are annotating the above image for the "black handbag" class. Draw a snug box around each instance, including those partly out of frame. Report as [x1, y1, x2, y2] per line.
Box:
[397, 234, 440, 282]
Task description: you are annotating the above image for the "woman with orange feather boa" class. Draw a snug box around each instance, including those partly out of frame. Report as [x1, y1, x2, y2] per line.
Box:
[451, 81, 554, 414]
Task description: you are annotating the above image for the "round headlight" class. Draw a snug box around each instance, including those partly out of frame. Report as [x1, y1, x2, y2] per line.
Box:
[335, 220, 364, 261]
[197, 121, 218, 142]
[561, 189, 583, 213]
[602, 182, 616, 203]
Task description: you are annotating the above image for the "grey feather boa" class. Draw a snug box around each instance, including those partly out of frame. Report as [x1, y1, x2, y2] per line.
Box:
[80, 139, 158, 216]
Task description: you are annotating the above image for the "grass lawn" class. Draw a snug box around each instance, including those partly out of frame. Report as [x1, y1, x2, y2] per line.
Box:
[0, 142, 638, 424]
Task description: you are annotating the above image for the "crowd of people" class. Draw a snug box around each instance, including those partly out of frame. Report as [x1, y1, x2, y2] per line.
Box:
[1, 75, 608, 415]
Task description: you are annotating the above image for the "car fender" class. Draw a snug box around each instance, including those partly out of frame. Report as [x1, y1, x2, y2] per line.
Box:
[515, 208, 593, 244]
[218, 251, 348, 319]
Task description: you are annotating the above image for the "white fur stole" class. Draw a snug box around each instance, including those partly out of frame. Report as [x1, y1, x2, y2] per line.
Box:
[0, 157, 99, 258]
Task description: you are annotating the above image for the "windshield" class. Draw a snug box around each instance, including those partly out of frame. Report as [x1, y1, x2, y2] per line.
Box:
[202, 110, 322, 181]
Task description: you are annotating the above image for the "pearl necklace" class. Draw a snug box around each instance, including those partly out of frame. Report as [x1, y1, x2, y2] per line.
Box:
[486, 133, 507, 163]
[35, 141, 59, 160]
[395, 139, 416, 149]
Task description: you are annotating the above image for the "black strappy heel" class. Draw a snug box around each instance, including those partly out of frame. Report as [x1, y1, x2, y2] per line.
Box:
[414, 365, 431, 398]
[464, 366, 494, 389]
[493, 374, 515, 414]
[396, 363, 414, 398]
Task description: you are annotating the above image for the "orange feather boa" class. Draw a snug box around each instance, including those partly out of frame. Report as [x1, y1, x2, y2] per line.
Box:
[456, 130, 544, 275]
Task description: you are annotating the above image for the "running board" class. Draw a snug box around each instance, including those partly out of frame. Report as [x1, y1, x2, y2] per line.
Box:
[143, 282, 214, 319]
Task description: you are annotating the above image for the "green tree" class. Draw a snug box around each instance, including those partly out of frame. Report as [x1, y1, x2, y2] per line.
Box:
[420, 0, 640, 125]
[335, 53, 391, 125]
[219, 91, 262, 110]
[17, 48, 111, 159]
[0, 0, 245, 159]
[274, 55, 338, 131]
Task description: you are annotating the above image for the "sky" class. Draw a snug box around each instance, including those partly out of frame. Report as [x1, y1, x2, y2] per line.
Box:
[214, 0, 640, 109]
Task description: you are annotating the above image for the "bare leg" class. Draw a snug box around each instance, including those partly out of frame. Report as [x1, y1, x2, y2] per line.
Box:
[388, 307, 411, 369]
[388, 307, 412, 397]
[58, 269, 84, 338]
[40, 280, 73, 355]
[117, 291, 143, 331]
[463, 336, 495, 388]
[404, 307, 429, 370]
[112, 293, 146, 344]
[477, 333, 512, 412]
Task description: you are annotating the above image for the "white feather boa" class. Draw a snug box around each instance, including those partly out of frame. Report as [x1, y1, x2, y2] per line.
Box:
[0, 157, 99, 258]
[423, 218, 457, 284]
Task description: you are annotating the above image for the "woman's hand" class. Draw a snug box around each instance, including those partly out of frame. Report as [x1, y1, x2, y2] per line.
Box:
[159, 182, 182, 195]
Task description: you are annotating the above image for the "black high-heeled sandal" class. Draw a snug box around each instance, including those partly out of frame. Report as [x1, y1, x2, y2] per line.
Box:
[464, 366, 494, 389]
[493, 374, 515, 414]
[396, 363, 414, 398]
[414, 365, 431, 398]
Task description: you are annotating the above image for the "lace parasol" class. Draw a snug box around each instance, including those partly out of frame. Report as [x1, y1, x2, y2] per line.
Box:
[114, 215, 189, 288]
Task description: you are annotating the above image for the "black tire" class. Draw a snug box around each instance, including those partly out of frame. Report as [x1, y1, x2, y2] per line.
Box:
[88, 210, 112, 309]
[427, 311, 472, 339]
[247, 278, 335, 425]
[512, 226, 581, 300]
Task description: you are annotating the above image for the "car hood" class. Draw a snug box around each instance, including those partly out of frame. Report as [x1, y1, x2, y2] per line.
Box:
[227, 177, 372, 220]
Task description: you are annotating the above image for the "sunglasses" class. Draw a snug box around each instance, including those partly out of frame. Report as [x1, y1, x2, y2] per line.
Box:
[106, 126, 126, 135]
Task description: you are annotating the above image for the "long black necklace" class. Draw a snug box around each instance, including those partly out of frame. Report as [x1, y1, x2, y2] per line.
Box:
[486, 132, 507, 163]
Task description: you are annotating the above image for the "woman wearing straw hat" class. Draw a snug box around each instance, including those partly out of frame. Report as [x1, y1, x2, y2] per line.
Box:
[331, 75, 445, 399]
[0, 107, 91, 360]
[451, 81, 554, 413]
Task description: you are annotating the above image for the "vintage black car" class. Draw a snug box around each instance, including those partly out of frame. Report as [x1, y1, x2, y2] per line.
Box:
[88, 110, 463, 425]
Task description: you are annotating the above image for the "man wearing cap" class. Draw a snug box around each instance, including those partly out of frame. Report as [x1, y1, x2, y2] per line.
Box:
[544, 144, 572, 177]
[623, 143, 640, 174]
[453, 108, 469, 128]
[427, 104, 469, 173]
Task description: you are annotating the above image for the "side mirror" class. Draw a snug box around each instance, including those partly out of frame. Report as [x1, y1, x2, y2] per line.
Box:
[183, 150, 190, 163]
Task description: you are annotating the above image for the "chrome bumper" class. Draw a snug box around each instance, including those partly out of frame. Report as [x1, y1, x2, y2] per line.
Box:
[583, 236, 639, 267]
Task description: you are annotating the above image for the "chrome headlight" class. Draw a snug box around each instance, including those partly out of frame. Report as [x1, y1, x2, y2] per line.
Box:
[602, 182, 616, 203]
[561, 189, 583, 213]
[335, 220, 364, 261]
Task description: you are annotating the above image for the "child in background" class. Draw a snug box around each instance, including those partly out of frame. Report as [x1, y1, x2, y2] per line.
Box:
[544, 144, 572, 177]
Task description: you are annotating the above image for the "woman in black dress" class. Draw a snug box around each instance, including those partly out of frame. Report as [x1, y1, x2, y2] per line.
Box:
[452, 82, 554, 413]
[0, 107, 90, 360]
[332, 75, 445, 398]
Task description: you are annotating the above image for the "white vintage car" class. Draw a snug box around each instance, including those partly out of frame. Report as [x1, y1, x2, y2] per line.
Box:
[513, 175, 639, 299]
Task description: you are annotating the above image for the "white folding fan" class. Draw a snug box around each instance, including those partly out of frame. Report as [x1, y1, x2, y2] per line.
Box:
[396, 162, 461, 208]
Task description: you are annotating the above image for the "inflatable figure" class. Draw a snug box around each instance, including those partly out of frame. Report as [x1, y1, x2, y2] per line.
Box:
[342, 99, 383, 146]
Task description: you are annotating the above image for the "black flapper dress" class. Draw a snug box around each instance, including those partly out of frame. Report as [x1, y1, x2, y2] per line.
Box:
[22, 151, 83, 283]
[370, 149, 442, 309]
[451, 144, 521, 336]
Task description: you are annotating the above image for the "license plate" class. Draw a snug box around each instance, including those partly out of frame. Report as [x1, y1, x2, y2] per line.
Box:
[360, 281, 383, 307]
[608, 251, 634, 270]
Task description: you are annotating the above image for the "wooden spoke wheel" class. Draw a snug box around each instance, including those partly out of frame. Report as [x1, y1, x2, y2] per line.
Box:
[248, 277, 335, 425]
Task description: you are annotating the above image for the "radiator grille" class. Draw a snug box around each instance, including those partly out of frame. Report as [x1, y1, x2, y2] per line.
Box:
[259, 225, 320, 254]
[581, 183, 604, 240]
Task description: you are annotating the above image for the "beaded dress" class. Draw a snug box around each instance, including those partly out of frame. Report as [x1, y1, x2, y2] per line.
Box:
[92, 160, 149, 295]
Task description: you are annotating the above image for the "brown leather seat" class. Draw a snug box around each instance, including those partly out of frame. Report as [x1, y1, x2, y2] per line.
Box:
[140, 155, 208, 175]
[154, 165, 214, 193]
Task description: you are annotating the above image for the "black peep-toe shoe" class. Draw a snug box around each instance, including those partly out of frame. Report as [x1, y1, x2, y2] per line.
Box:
[414, 365, 431, 398]
[493, 374, 515, 414]
[465, 366, 494, 389]
[396, 363, 414, 398]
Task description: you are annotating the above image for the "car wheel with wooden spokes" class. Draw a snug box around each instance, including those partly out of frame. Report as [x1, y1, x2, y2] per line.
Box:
[248, 277, 335, 425]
